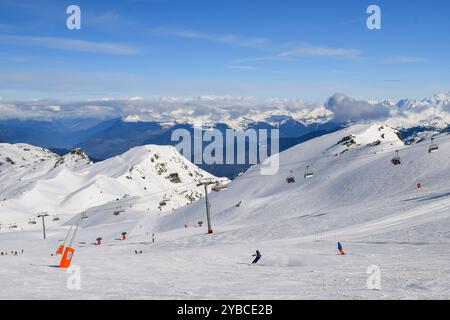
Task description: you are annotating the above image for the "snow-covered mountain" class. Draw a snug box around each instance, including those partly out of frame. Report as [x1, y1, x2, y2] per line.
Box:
[385, 93, 450, 129]
[0, 143, 227, 229]
[0, 123, 449, 299]
[1, 93, 449, 179]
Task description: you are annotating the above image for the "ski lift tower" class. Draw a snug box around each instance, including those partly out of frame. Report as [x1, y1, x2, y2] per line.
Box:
[197, 179, 216, 234]
[37, 212, 49, 240]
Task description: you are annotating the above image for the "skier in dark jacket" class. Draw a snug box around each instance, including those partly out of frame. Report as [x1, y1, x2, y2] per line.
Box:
[252, 250, 262, 264]
[337, 242, 345, 255]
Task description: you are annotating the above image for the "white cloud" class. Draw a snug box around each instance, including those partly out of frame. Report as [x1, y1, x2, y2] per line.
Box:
[128, 96, 144, 101]
[382, 56, 427, 64]
[278, 45, 364, 61]
[150, 27, 271, 50]
[150, 26, 365, 63]
[47, 105, 61, 112]
[0, 35, 141, 55]
[325, 93, 391, 122]
[1, 93, 449, 129]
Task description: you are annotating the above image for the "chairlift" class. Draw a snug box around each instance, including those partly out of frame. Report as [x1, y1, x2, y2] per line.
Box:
[113, 208, 125, 216]
[428, 138, 439, 153]
[304, 165, 314, 179]
[159, 196, 169, 207]
[52, 215, 60, 222]
[10, 224, 18, 229]
[211, 182, 226, 192]
[391, 150, 401, 165]
[28, 219, 37, 225]
[286, 171, 296, 184]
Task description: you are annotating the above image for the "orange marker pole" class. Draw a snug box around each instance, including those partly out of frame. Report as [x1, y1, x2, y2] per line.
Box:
[59, 247, 75, 269]
[57, 245, 65, 255]
[59, 213, 84, 269]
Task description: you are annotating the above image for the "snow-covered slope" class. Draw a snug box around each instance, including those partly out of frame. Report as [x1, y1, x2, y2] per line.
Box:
[0, 123, 448, 299]
[0, 144, 226, 230]
[151, 123, 449, 244]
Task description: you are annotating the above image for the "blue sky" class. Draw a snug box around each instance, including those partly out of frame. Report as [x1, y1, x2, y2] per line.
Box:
[0, 0, 449, 101]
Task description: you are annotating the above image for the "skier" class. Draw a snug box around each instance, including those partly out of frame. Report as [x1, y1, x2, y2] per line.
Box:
[252, 250, 262, 264]
[337, 242, 345, 255]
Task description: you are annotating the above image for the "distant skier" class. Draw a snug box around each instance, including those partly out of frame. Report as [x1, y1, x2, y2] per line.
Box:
[252, 250, 262, 264]
[337, 242, 345, 255]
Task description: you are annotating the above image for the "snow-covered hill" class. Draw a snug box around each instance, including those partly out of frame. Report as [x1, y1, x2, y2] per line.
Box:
[0, 144, 226, 230]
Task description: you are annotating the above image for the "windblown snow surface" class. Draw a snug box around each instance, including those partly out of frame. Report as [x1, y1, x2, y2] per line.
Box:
[0, 124, 449, 299]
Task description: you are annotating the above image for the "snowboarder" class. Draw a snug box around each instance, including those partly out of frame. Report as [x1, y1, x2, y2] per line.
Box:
[337, 242, 345, 255]
[252, 250, 262, 264]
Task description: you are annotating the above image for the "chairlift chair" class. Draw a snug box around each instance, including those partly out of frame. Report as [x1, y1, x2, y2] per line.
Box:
[304, 165, 314, 179]
[428, 138, 439, 153]
[53, 215, 60, 222]
[113, 208, 124, 216]
[391, 150, 401, 165]
[28, 219, 36, 225]
[211, 182, 225, 192]
[286, 171, 296, 184]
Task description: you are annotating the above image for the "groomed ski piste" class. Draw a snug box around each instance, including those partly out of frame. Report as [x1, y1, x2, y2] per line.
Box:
[0, 123, 449, 299]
